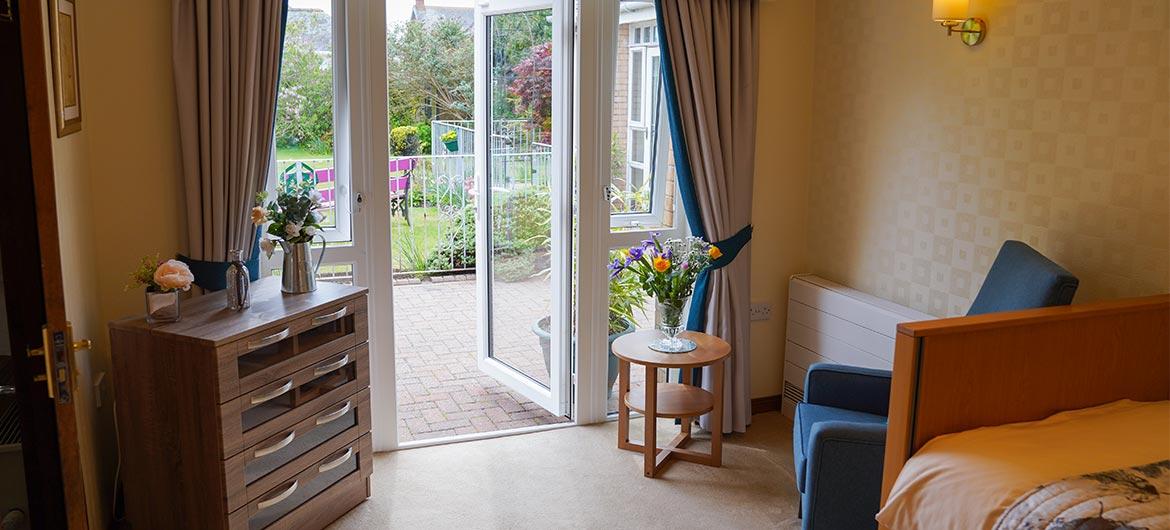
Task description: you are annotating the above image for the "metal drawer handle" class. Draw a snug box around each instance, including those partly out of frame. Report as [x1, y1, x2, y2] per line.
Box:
[250, 379, 293, 406]
[256, 480, 298, 510]
[311, 306, 348, 327]
[315, 400, 352, 426]
[317, 447, 353, 474]
[246, 327, 290, 351]
[312, 354, 350, 377]
[253, 431, 296, 458]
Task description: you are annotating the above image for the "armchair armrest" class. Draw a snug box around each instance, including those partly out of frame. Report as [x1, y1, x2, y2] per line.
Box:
[804, 421, 887, 530]
[803, 363, 892, 417]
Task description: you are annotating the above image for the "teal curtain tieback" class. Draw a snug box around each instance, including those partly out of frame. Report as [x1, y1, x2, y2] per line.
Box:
[687, 224, 753, 332]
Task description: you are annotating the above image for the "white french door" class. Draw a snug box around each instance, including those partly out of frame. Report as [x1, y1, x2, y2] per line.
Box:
[474, 0, 572, 417]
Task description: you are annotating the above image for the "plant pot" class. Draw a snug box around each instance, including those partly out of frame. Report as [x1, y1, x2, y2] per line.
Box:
[533, 316, 635, 396]
[443, 139, 459, 152]
[145, 289, 180, 324]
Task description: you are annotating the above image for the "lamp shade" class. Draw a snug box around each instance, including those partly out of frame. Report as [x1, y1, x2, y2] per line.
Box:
[932, 0, 968, 22]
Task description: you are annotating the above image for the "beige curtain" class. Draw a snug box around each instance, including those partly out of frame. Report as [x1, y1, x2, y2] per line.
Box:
[173, 0, 284, 263]
[659, 0, 759, 433]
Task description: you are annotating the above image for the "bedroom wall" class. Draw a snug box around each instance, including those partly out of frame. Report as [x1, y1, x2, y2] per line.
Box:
[749, 0, 815, 399]
[39, 0, 186, 525]
[808, 0, 1169, 316]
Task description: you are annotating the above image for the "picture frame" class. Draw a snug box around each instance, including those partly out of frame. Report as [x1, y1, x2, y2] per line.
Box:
[48, 0, 82, 137]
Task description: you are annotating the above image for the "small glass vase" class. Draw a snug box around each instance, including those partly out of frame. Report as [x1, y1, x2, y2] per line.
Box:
[225, 249, 251, 311]
[651, 295, 697, 353]
[145, 289, 180, 324]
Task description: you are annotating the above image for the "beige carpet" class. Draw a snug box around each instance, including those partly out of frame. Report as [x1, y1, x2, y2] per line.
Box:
[328, 412, 801, 529]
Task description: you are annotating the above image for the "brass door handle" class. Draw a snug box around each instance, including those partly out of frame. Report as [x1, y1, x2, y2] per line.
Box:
[29, 323, 91, 401]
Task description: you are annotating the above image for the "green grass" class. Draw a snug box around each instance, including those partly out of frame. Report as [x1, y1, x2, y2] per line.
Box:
[275, 146, 332, 162]
[391, 206, 464, 272]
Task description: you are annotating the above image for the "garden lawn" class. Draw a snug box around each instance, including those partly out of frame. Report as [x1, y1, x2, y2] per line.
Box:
[391, 206, 459, 272]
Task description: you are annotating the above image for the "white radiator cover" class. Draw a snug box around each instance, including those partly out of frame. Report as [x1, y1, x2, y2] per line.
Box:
[781, 274, 932, 418]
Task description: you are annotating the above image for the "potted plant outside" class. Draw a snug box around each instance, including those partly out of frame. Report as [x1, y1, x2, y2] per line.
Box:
[533, 250, 646, 395]
[441, 130, 459, 152]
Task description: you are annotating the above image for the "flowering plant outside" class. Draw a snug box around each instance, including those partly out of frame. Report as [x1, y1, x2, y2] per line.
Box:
[607, 233, 721, 302]
[125, 254, 194, 293]
[254, 177, 326, 258]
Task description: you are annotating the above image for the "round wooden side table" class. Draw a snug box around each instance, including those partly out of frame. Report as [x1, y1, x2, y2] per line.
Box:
[612, 330, 731, 478]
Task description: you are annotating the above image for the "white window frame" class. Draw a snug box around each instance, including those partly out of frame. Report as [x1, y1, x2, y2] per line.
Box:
[610, 38, 677, 234]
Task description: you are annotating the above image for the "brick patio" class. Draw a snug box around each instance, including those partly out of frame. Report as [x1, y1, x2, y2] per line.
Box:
[393, 275, 652, 442]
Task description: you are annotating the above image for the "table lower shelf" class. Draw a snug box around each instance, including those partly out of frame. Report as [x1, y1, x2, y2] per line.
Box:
[623, 383, 714, 418]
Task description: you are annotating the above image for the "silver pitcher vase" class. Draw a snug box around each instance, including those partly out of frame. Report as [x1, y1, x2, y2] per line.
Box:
[280, 237, 326, 294]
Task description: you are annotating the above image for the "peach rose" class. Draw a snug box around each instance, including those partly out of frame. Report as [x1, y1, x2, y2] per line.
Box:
[251, 206, 268, 226]
[153, 259, 194, 292]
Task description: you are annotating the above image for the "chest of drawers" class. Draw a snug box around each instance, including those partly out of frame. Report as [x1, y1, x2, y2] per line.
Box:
[110, 278, 372, 530]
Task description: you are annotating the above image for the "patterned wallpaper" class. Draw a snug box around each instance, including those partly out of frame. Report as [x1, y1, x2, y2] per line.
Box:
[809, 0, 1169, 316]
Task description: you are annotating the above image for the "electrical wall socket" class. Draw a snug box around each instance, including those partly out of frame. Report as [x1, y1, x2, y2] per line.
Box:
[750, 302, 773, 321]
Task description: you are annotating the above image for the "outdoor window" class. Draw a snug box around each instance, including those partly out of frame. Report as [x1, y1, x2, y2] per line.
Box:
[610, 16, 673, 231]
[272, 0, 351, 244]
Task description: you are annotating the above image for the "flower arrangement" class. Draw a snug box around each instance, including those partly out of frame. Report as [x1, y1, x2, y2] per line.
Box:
[126, 254, 194, 323]
[607, 233, 721, 351]
[253, 177, 326, 258]
[125, 254, 195, 293]
[440, 130, 458, 143]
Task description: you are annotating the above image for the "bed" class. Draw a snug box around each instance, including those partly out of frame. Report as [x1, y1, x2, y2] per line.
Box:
[877, 294, 1170, 529]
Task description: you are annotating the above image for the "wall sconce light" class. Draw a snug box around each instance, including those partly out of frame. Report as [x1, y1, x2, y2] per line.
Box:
[933, 0, 986, 46]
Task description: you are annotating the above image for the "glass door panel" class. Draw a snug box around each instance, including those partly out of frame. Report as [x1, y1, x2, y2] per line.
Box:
[476, 1, 569, 416]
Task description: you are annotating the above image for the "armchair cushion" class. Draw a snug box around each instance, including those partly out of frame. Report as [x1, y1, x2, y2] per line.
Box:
[803, 363, 892, 417]
[967, 240, 1079, 315]
[793, 402, 886, 493]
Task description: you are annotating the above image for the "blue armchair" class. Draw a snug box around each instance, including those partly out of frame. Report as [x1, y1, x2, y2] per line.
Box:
[793, 240, 1078, 529]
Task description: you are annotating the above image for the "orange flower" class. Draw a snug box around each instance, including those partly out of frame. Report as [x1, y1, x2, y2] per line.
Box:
[652, 256, 671, 272]
[708, 245, 722, 259]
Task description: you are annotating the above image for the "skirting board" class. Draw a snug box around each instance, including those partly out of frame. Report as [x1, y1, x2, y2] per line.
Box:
[752, 394, 784, 414]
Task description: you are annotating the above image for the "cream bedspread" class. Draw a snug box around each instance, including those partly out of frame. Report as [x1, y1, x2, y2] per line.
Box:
[876, 399, 1170, 529]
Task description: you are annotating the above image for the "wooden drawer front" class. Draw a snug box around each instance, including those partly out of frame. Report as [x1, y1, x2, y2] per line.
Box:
[225, 388, 371, 512]
[221, 343, 369, 457]
[229, 433, 373, 530]
[218, 296, 368, 403]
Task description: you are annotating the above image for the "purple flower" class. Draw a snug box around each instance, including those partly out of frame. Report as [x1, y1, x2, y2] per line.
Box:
[607, 258, 625, 279]
[680, 262, 689, 270]
[628, 246, 644, 260]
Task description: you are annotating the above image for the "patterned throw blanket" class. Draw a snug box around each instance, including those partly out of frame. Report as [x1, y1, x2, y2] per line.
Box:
[994, 460, 1170, 530]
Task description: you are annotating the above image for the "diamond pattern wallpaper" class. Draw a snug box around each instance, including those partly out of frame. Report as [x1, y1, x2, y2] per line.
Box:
[809, 0, 1169, 316]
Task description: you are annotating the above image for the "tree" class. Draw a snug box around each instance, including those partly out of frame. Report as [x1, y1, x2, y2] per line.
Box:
[508, 42, 552, 142]
[386, 19, 474, 126]
[275, 10, 334, 154]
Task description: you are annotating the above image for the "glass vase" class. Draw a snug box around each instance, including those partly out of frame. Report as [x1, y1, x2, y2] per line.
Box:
[225, 249, 251, 311]
[651, 295, 697, 353]
[145, 289, 180, 324]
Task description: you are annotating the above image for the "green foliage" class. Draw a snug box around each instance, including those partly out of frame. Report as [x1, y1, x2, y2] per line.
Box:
[275, 10, 334, 153]
[393, 228, 431, 274]
[415, 122, 432, 154]
[425, 204, 477, 271]
[387, 19, 474, 125]
[390, 125, 421, 156]
[608, 249, 646, 334]
[498, 188, 551, 253]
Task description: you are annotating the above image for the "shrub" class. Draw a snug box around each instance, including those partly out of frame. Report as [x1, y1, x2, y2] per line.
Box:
[390, 126, 421, 156]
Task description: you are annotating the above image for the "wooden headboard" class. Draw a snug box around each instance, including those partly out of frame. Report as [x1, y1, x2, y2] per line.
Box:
[880, 294, 1170, 503]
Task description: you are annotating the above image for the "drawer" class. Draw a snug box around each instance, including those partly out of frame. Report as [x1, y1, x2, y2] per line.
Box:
[217, 296, 368, 403]
[229, 433, 373, 530]
[225, 388, 371, 512]
[221, 343, 369, 457]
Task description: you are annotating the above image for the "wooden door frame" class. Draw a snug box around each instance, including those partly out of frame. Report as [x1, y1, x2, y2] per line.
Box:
[2, 0, 92, 528]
